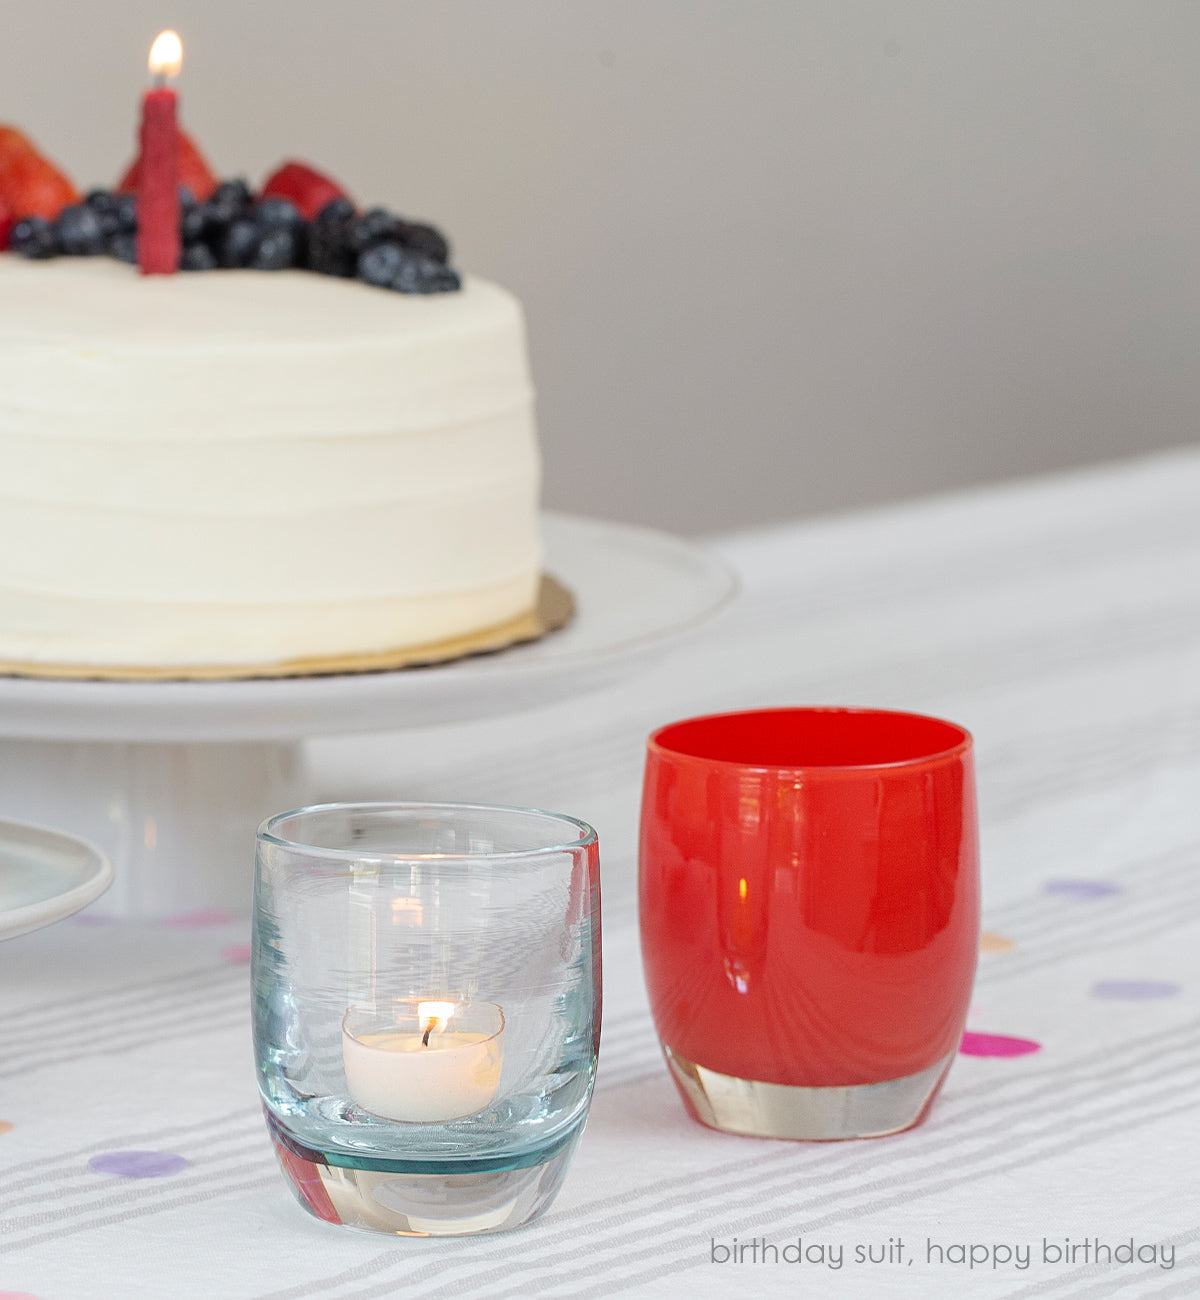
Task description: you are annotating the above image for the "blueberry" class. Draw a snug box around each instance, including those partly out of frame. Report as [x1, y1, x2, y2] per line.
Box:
[85, 188, 118, 216]
[254, 197, 303, 230]
[314, 196, 355, 227]
[181, 202, 206, 245]
[82, 191, 122, 238]
[56, 203, 107, 255]
[391, 251, 451, 294]
[251, 227, 298, 270]
[10, 216, 58, 259]
[114, 192, 138, 232]
[397, 221, 450, 264]
[346, 206, 403, 253]
[107, 231, 137, 264]
[217, 218, 260, 268]
[431, 265, 462, 292]
[357, 241, 405, 288]
[180, 242, 217, 271]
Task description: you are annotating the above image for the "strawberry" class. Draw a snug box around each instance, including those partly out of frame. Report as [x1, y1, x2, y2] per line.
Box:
[260, 161, 352, 221]
[116, 127, 218, 201]
[0, 125, 79, 221]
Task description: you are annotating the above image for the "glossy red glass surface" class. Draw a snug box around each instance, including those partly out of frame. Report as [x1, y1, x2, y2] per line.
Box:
[639, 708, 979, 1090]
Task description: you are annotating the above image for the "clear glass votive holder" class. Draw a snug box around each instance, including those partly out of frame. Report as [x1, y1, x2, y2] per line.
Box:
[253, 802, 601, 1236]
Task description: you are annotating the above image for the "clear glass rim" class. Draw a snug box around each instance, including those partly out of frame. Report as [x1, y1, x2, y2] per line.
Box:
[257, 800, 598, 865]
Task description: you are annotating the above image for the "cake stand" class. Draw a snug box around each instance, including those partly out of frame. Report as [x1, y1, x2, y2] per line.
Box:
[0, 514, 736, 917]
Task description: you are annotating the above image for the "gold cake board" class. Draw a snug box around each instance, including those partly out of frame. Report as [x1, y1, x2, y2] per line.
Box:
[0, 575, 574, 683]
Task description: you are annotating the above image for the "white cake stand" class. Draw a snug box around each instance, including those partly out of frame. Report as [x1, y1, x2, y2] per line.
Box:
[0, 514, 736, 917]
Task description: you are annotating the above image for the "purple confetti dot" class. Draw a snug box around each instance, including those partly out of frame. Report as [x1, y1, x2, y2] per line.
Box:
[88, 1150, 189, 1178]
[1092, 980, 1181, 1000]
[1043, 880, 1122, 901]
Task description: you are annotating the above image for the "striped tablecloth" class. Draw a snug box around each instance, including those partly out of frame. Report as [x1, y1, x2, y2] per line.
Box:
[2, 447, 1198, 1298]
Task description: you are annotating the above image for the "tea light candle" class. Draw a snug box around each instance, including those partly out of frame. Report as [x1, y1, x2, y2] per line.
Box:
[342, 999, 504, 1123]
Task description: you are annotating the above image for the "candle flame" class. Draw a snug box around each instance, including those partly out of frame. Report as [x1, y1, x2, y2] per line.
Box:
[148, 30, 183, 79]
[418, 1000, 456, 1037]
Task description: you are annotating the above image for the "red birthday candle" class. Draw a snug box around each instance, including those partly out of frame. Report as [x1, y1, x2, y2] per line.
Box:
[138, 30, 182, 275]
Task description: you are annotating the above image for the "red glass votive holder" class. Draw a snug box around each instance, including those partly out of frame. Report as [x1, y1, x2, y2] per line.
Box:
[639, 707, 979, 1140]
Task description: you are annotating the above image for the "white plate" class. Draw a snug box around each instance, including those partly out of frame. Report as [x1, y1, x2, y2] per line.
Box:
[0, 819, 114, 940]
[0, 513, 737, 742]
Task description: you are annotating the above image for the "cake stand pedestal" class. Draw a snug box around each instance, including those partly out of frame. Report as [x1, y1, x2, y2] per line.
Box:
[0, 739, 304, 917]
[0, 515, 735, 918]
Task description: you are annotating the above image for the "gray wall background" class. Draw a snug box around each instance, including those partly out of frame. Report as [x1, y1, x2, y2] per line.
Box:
[5, 2, 1197, 535]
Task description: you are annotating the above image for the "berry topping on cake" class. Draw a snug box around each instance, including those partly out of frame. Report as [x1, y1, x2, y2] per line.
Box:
[1, 126, 461, 292]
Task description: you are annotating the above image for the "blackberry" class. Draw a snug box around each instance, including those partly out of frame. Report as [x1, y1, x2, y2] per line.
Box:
[306, 209, 356, 277]
[180, 242, 218, 271]
[397, 221, 450, 264]
[55, 203, 107, 256]
[251, 227, 299, 270]
[346, 206, 403, 253]
[84, 188, 122, 237]
[205, 178, 253, 228]
[10, 216, 58, 259]
[107, 231, 137, 264]
[218, 217, 260, 268]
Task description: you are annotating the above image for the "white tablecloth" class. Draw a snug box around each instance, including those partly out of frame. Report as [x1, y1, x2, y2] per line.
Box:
[2, 447, 1198, 1298]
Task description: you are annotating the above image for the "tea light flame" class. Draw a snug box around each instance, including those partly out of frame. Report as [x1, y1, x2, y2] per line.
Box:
[418, 1000, 456, 1046]
[148, 30, 183, 81]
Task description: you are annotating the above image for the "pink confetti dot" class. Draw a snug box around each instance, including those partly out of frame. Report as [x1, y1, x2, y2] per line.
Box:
[1092, 980, 1181, 1000]
[88, 1150, 189, 1178]
[0, 1292, 41, 1298]
[222, 943, 252, 964]
[161, 908, 237, 929]
[960, 1031, 1041, 1058]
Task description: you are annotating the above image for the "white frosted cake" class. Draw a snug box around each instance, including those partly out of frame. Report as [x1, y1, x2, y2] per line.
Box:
[0, 257, 541, 671]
